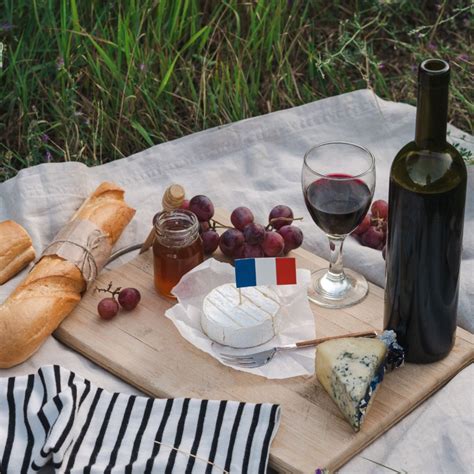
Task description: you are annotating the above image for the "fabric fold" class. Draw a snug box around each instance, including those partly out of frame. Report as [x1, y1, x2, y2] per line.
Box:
[0, 366, 281, 473]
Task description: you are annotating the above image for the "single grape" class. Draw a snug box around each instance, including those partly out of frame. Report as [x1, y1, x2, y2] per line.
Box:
[117, 288, 141, 311]
[242, 243, 264, 258]
[202, 230, 220, 254]
[269, 205, 294, 230]
[98, 298, 119, 319]
[360, 226, 385, 249]
[219, 228, 245, 257]
[243, 222, 265, 245]
[371, 199, 388, 220]
[233, 244, 245, 259]
[230, 207, 254, 231]
[199, 221, 210, 234]
[278, 225, 303, 254]
[352, 214, 371, 236]
[189, 195, 214, 222]
[261, 231, 284, 257]
[180, 199, 190, 210]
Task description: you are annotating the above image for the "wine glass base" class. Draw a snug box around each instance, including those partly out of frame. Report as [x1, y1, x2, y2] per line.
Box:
[307, 268, 369, 309]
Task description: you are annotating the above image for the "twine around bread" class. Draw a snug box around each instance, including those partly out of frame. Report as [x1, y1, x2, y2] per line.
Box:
[41, 220, 112, 288]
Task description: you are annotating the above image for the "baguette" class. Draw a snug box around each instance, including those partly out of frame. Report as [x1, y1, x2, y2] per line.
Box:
[0, 220, 36, 285]
[0, 182, 135, 368]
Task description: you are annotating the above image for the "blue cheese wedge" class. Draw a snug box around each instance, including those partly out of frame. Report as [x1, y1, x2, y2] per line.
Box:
[316, 331, 403, 431]
[201, 283, 281, 348]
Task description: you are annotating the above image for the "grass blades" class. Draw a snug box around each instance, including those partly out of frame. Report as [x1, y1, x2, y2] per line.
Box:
[0, 0, 472, 180]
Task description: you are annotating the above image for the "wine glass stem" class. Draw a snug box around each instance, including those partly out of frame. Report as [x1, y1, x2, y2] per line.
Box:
[327, 236, 345, 281]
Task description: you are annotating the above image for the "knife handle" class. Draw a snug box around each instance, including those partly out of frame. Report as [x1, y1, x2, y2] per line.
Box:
[295, 330, 378, 348]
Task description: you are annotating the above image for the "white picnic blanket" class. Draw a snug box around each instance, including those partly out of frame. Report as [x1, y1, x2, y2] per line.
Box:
[0, 89, 473, 473]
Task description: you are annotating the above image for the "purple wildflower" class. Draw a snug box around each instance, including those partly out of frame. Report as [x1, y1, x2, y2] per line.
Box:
[427, 42, 437, 51]
[457, 54, 469, 62]
[0, 22, 13, 32]
[378, 63, 386, 71]
[41, 133, 50, 143]
[44, 151, 52, 163]
[139, 63, 146, 72]
[410, 64, 418, 72]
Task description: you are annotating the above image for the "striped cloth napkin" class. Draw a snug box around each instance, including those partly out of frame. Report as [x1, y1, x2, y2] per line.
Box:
[0, 366, 281, 473]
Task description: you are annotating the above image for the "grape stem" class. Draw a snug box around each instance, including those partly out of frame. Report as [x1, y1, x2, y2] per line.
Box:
[210, 216, 304, 232]
[371, 216, 386, 229]
[95, 281, 121, 298]
[265, 216, 303, 231]
[210, 219, 233, 230]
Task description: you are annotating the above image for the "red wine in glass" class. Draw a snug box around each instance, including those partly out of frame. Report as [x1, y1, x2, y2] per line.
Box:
[304, 173, 372, 235]
[302, 142, 375, 308]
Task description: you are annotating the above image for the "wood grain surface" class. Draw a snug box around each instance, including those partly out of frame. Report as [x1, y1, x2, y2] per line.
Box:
[55, 209, 474, 473]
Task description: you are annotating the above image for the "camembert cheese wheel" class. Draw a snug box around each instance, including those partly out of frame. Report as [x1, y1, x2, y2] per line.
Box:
[201, 283, 281, 348]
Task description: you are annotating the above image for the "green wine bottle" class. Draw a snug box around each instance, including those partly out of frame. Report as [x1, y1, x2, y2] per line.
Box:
[384, 59, 467, 363]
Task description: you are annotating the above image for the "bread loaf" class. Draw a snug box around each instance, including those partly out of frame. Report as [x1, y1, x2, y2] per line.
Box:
[0, 220, 36, 285]
[0, 182, 135, 368]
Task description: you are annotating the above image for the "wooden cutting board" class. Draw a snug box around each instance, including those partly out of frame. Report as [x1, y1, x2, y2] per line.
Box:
[55, 209, 474, 473]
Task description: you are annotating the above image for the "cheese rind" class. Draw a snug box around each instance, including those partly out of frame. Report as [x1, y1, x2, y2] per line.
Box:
[201, 283, 281, 348]
[316, 337, 388, 431]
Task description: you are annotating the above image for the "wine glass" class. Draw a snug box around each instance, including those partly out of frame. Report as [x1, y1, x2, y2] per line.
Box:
[302, 141, 376, 308]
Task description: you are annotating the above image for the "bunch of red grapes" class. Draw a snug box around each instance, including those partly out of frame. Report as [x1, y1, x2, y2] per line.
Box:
[351, 199, 389, 258]
[183, 195, 304, 258]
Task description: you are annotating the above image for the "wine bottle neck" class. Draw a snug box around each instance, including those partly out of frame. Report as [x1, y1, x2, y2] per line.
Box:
[414, 59, 450, 150]
[415, 85, 448, 149]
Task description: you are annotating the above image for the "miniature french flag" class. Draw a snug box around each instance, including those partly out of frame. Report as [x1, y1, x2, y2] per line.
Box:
[235, 257, 297, 288]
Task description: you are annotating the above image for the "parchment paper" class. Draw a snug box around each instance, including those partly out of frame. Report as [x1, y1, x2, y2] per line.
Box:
[165, 258, 315, 379]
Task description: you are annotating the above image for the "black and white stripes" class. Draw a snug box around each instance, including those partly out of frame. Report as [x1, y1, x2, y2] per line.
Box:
[0, 366, 281, 473]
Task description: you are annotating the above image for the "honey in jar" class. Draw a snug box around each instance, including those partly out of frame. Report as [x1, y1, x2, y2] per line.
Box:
[153, 210, 203, 298]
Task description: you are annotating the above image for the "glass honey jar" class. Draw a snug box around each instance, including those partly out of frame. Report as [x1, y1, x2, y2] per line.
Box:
[153, 209, 204, 298]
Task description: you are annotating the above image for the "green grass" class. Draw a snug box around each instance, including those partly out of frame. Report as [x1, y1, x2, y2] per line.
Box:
[0, 0, 472, 181]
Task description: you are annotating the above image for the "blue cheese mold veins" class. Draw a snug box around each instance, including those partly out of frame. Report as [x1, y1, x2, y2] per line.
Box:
[317, 330, 404, 432]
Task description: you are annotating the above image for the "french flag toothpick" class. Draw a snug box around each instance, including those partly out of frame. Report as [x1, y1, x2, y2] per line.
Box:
[235, 257, 297, 288]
